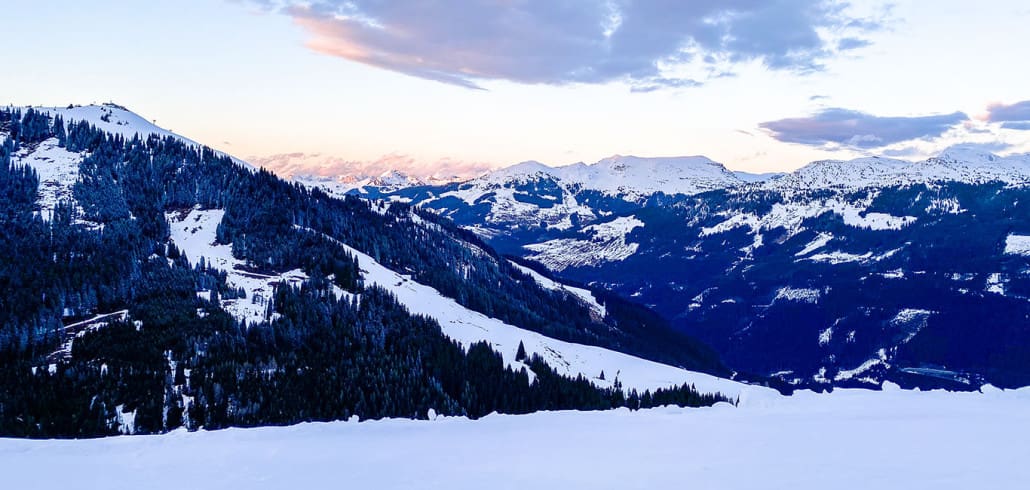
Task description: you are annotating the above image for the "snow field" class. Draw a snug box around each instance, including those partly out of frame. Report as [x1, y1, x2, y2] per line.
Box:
[2, 385, 1027, 490]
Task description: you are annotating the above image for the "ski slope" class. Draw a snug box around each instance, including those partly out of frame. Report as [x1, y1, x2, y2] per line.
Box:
[2, 385, 1026, 490]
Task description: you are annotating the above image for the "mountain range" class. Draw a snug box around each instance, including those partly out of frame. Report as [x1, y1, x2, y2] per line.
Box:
[0, 104, 739, 437]
[3, 102, 1028, 439]
[340, 145, 1030, 390]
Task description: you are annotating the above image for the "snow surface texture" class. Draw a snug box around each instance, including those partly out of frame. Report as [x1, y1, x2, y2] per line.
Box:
[299, 227, 759, 398]
[524, 216, 645, 271]
[10, 137, 85, 222]
[774, 287, 821, 304]
[1004, 234, 1030, 256]
[2, 386, 1028, 490]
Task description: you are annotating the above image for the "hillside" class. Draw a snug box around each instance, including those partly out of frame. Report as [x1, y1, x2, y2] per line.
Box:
[0, 105, 734, 437]
[364, 148, 1030, 390]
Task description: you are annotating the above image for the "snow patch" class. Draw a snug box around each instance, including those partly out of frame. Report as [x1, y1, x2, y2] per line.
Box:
[166, 208, 311, 325]
[774, 287, 821, 304]
[524, 216, 644, 271]
[796, 232, 833, 257]
[1004, 235, 1030, 256]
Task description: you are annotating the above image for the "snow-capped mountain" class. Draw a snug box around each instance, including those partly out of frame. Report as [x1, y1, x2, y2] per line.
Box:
[445, 154, 743, 201]
[1, 104, 740, 438]
[764, 145, 1030, 193]
[351, 154, 746, 253]
[365, 146, 1030, 390]
[293, 169, 428, 198]
[18, 103, 254, 169]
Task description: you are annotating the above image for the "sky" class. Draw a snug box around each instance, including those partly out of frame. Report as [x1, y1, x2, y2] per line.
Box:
[4, 0, 1030, 179]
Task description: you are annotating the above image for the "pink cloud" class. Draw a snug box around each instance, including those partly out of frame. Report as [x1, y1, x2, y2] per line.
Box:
[249, 152, 497, 181]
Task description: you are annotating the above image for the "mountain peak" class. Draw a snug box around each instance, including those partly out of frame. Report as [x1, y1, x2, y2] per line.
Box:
[595, 154, 721, 168]
[19, 104, 255, 170]
[935, 145, 1002, 164]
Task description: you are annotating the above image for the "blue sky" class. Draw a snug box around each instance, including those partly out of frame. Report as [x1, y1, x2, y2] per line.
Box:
[4, 0, 1030, 177]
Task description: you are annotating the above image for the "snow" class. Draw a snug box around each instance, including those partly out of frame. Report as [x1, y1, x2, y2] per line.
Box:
[986, 273, 1006, 295]
[556, 155, 743, 201]
[806, 251, 874, 264]
[1004, 234, 1030, 256]
[294, 170, 427, 197]
[891, 309, 933, 344]
[305, 229, 760, 398]
[11, 138, 83, 221]
[880, 269, 905, 279]
[508, 261, 606, 318]
[26, 104, 254, 170]
[114, 405, 136, 435]
[437, 167, 599, 230]
[4, 387, 1028, 489]
[462, 155, 743, 202]
[524, 216, 644, 271]
[926, 197, 965, 214]
[47, 310, 130, 362]
[818, 326, 834, 346]
[766, 148, 1030, 193]
[835, 348, 890, 382]
[166, 207, 312, 325]
[700, 196, 915, 250]
[806, 247, 901, 265]
[732, 170, 784, 183]
[835, 358, 885, 382]
[795, 232, 833, 256]
[774, 287, 821, 304]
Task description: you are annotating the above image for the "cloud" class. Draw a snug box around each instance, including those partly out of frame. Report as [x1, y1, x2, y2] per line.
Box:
[1002, 121, 1030, 131]
[986, 100, 1030, 123]
[759, 108, 968, 149]
[947, 141, 1015, 154]
[249, 152, 496, 180]
[836, 37, 871, 50]
[883, 141, 1014, 159]
[250, 0, 888, 90]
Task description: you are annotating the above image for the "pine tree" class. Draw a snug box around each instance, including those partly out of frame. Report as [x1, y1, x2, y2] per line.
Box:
[515, 340, 527, 361]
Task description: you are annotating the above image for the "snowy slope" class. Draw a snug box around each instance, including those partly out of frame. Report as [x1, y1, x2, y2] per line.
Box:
[166, 207, 318, 325]
[1004, 234, 1030, 256]
[766, 145, 1030, 193]
[26, 104, 254, 170]
[9, 137, 85, 222]
[507, 261, 606, 318]
[557, 155, 743, 200]
[3, 385, 1027, 490]
[446, 155, 742, 203]
[305, 228, 763, 399]
[290, 227, 756, 397]
[524, 216, 646, 271]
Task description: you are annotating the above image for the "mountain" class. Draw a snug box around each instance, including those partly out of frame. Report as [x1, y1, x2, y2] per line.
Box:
[0, 105, 734, 438]
[368, 148, 1030, 390]
[293, 170, 427, 198]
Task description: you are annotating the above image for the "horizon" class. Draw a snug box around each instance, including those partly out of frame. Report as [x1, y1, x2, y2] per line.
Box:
[5, 1, 1030, 179]
[10, 101, 1028, 182]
